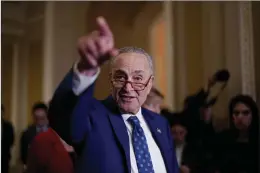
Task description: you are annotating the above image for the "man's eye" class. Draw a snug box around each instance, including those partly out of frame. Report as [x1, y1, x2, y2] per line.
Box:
[115, 76, 125, 80]
[133, 77, 143, 81]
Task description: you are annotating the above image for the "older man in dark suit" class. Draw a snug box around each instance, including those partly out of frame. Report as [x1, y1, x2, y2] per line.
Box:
[49, 17, 178, 173]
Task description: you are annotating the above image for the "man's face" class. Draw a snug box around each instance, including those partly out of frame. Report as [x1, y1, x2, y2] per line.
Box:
[110, 52, 153, 114]
[33, 109, 48, 127]
[232, 103, 252, 131]
[171, 124, 187, 145]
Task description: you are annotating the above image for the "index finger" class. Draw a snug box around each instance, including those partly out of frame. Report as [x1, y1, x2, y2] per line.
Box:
[96, 16, 112, 37]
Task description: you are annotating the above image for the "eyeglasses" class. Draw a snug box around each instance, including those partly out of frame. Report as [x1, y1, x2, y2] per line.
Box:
[111, 75, 152, 91]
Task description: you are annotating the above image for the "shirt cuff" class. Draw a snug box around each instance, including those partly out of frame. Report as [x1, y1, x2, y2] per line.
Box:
[72, 62, 100, 96]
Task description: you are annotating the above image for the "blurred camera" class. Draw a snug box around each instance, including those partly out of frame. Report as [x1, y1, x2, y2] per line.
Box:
[213, 69, 230, 82]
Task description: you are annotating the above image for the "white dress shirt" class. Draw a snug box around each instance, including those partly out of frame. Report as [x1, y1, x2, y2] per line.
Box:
[175, 144, 185, 166]
[72, 62, 167, 173]
[122, 110, 167, 173]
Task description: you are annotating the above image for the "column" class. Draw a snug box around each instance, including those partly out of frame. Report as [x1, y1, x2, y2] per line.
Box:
[42, 1, 89, 102]
[238, 2, 256, 99]
[10, 43, 20, 167]
[164, 1, 175, 110]
[252, 2, 260, 109]
[26, 1, 45, 124]
[42, 1, 55, 102]
[224, 1, 256, 99]
[10, 38, 30, 169]
[172, 2, 187, 110]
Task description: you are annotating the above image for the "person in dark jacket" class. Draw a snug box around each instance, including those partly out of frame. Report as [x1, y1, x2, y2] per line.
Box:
[1, 104, 14, 173]
[171, 117, 201, 173]
[214, 95, 259, 173]
[20, 102, 49, 170]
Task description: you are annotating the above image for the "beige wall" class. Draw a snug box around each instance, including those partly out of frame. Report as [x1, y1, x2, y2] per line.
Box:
[1, 44, 14, 121]
[151, 18, 167, 98]
[27, 41, 43, 123]
[184, 2, 204, 96]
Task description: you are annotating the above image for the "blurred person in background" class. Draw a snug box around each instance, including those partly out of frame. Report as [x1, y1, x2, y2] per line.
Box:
[143, 87, 164, 114]
[171, 117, 202, 173]
[1, 104, 14, 173]
[214, 95, 259, 173]
[162, 69, 229, 145]
[26, 127, 76, 173]
[161, 70, 229, 173]
[20, 102, 49, 171]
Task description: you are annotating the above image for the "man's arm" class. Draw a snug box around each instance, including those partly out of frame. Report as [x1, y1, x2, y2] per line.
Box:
[49, 16, 116, 146]
[48, 65, 99, 145]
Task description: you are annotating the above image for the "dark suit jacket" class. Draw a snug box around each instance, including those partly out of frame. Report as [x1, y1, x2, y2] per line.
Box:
[48, 71, 179, 173]
[1, 119, 14, 173]
[213, 131, 258, 173]
[20, 125, 37, 165]
[179, 143, 215, 173]
[26, 128, 74, 173]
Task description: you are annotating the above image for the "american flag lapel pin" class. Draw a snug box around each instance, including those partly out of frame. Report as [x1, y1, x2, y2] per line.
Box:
[157, 128, 161, 133]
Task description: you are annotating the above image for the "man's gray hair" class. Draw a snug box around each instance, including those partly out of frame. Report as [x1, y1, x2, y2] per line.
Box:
[110, 46, 154, 74]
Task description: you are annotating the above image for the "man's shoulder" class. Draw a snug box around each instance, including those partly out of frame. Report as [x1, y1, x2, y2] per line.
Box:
[142, 108, 169, 124]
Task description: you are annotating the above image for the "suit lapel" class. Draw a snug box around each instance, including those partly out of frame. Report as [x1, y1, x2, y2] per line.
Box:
[102, 97, 131, 173]
[142, 109, 171, 173]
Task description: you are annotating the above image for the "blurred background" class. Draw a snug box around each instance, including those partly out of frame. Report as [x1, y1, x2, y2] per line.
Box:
[1, 1, 260, 172]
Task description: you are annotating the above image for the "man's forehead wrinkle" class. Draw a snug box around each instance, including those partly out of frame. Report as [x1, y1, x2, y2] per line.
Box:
[112, 56, 149, 74]
[113, 69, 145, 76]
[133, 70, 145, 74]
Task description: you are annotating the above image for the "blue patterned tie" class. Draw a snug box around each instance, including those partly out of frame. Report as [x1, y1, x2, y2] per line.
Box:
[127, 116, 155, 173]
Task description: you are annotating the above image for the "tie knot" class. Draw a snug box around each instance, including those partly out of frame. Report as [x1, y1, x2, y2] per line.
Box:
[127, 116, 140, 127]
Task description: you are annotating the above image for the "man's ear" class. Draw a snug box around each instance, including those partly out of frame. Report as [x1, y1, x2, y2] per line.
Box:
[147, 76, 154, 93]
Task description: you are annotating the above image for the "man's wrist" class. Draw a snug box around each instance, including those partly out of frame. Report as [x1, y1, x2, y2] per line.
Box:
[77, 61, 98, 76]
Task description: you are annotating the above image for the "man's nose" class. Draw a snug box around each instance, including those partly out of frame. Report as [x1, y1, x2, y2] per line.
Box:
[123, 82, 134, 91]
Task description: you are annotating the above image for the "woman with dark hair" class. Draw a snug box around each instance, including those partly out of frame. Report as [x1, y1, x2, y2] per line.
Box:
[215, 94, 259, 173]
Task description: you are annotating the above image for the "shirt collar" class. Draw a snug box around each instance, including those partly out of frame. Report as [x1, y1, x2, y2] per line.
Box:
[36, 125, 48, 132]
[121, 108, 142, 122]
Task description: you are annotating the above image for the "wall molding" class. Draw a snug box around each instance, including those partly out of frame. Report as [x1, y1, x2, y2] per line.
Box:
[239, 1, 256, 100]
